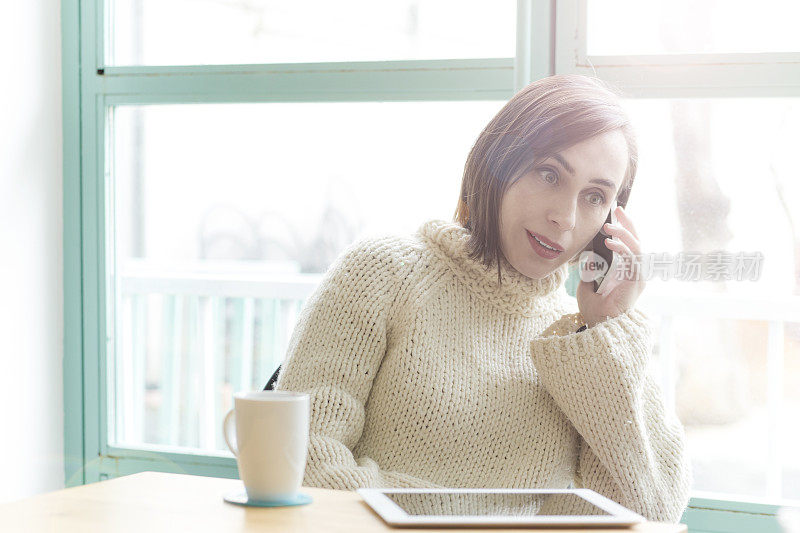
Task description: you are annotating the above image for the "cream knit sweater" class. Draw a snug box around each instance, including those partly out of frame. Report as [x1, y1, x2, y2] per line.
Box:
[275, 219, 692, 523]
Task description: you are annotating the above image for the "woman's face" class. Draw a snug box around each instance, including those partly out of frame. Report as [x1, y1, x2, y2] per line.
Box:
[498, 130, 629, 280]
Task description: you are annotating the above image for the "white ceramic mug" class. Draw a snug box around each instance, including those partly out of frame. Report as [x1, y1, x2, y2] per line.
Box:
[222, 390, 310, 502]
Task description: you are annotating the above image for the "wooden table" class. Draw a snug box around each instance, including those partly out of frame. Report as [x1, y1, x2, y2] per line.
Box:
[0, 471, 687, 532]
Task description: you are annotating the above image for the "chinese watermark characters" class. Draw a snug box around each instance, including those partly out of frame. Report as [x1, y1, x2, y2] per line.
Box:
[578, 251, 764, 282]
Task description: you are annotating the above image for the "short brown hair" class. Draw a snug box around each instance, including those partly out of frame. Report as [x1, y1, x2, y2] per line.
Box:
[453, 74, 638, 282]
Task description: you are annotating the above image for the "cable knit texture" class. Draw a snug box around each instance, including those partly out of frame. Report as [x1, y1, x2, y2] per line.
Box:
[275, 218, 692, 524]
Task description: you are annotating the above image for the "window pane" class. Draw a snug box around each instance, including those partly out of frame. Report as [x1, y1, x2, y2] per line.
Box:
[588, 0, 800, 55]
[110, 0, 516, 66]
[623, 97, 800, 502]
[107, 101, 505, 451]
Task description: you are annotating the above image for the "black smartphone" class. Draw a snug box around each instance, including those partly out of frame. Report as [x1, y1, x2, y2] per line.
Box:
[590, 200, 618, 292]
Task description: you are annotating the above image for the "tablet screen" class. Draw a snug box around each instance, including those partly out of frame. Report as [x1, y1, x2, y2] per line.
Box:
[383, 492, 613, 517]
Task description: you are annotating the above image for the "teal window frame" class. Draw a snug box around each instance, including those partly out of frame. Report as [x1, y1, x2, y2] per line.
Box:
[61, 0, 793, 530]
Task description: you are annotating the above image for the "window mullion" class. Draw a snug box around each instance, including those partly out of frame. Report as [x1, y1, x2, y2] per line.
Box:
[88, 58, 516, 104]
[514, 0, 555, 90]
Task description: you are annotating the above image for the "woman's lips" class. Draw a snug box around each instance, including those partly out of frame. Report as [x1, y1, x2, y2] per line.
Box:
[529, 231, 564, 251]
[527, 231, 564, 259]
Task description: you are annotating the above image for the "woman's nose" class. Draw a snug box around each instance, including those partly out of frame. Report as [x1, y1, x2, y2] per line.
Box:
[547, 199, 577, 231]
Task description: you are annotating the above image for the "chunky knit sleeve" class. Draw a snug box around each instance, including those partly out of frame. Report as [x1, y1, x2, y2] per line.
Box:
[530, 307, 692, 524]
[274, 238, 441, 491]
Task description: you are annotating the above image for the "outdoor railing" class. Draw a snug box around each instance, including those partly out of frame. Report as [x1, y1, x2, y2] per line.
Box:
[115, 262, 321, 451]
[114, 264, 800, 500]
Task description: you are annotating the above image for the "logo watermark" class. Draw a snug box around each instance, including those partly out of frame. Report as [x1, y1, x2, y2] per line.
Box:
[577, 251, 764, 282]
[578, 251, 610, 283]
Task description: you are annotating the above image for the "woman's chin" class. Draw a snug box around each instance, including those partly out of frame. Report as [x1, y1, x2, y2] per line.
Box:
[514, 260, 562, 280]
[503, 250, 566, 280]
[530, 257, 570, 279]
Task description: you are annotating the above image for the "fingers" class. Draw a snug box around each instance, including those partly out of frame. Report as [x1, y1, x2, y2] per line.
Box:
[604, 235, 635, 257]
[604, 237, 638, 281]
[614, 205, 639, 240]
[603, 222, 641, 255]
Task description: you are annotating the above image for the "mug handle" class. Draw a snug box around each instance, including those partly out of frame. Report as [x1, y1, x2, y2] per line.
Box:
[222, 409, 238, 456]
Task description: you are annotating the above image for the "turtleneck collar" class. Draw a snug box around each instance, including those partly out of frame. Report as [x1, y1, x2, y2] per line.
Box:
[416, 219, 568, 317]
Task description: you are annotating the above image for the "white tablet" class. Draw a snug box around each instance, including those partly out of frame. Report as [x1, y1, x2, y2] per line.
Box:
[357, 488, 647, 528]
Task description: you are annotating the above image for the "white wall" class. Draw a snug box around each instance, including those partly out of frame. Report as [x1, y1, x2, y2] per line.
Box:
[0, 0, 64, 502]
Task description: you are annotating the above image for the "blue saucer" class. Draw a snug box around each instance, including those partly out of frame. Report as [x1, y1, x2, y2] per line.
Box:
[223, 489, 313, 507]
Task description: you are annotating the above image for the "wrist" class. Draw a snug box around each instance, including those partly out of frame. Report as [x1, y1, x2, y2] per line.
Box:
[571, 312, 588, 332]
[585, 313, 616, 329]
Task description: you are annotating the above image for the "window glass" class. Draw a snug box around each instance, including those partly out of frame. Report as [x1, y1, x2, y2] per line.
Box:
[107, 96, 800, 503]
[621, 97, 800, 501]
[108, 100, 505, 451]
[110, 0, 516, 66]
[588, 0, 800, 55]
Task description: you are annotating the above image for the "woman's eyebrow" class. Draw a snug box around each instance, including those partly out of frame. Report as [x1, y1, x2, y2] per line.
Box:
[550, 153, 616, 191]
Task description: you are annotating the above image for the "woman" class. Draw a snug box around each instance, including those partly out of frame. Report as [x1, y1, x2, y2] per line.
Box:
[275, 74, 692, 523]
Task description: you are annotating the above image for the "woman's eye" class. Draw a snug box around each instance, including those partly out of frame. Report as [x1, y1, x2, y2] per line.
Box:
[587, 193, 605, 206]
[540, 169, 558, 184]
